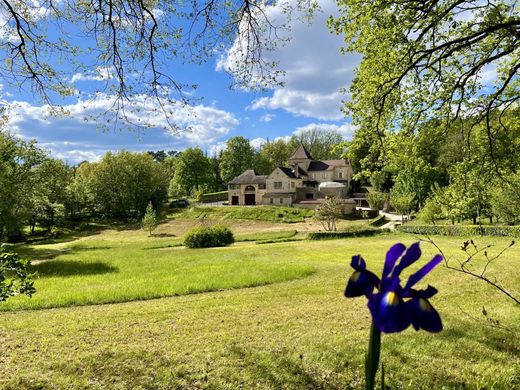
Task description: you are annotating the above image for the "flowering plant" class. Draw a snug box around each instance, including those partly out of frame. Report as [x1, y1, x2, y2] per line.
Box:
[345, 242, 443, 389]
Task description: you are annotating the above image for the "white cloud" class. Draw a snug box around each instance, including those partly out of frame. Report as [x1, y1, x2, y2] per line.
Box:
[250, 137, 267, 149]
[7, 94, 240, 163]
[71, 66, 114, 83]
[247, 121, 356, 150]
[259, 113, 276, 123]
[218, 0, 360, 120]
[294, 122, 357, 140]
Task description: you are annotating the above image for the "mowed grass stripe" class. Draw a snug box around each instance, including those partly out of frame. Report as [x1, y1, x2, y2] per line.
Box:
[2, 240, 316, 311]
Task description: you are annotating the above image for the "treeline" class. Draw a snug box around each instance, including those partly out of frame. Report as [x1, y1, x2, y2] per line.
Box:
[0, 127, 345, 240]
[0, 132, 171, 240]
[344, 108, 520, 225]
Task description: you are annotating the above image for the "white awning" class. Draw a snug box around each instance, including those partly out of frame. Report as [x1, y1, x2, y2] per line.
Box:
[318, 181, 346, 190]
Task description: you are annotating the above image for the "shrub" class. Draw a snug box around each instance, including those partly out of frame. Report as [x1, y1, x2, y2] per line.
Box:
[314, 197, 343, 231]
[396, 224, 520, 238]
[367, 192, 388, 210]
[142, 202, 158, 236]
[307, 227, 385, 240]
[183, 225, 235, 248]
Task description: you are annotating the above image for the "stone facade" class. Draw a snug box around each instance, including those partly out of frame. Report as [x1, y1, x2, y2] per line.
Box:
[227, 145, 354, 210]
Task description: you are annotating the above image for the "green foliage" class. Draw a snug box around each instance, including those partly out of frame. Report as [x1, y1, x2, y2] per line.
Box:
[367, 192, 387, 210]
[171, 147, 215, 196]
[28, 158, 73, 231]
[417, 197, 443, 225]
[73, 151, 168, 219]
[490, 172, 520, 225]
[291, 127, 344, 160]
[307, 227, 384, 240]
[370, 170, 392, 192]
[390, 192, 415, 217]
[219, 137, 255, 183]
[142, 202, 158, 237]
[390, 156, 439, 210]
[0, 131, 46, 240]
[183, 225, 235, 248]
[0, 244, 36, 301]
[330, 0, 518, 160]
[254, 139, 292, 175]
[397, 224, 520, 238]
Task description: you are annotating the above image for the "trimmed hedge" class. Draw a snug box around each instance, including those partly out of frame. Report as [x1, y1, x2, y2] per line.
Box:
[397, 224, 520, 238]
[307, 227, 385, 240]
[368, 214, 387, 227]
[183, 225, 235, 248]
[199, 191, 229, 203]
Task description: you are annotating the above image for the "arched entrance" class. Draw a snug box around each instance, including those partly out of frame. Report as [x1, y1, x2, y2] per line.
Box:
[244, 185, 256, 205]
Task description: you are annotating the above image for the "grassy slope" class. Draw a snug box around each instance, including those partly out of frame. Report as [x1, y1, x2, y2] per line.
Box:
[2, 233, 315, 311]
[175, 205, 315, 223]
[1, 233, 519, 389]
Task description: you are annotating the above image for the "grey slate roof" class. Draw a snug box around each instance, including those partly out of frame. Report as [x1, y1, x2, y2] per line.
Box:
[229, 170, 267, 185]
[288, 144, 313, 160]
[277, 166, 299, 179]
[308, 159, 348, 171]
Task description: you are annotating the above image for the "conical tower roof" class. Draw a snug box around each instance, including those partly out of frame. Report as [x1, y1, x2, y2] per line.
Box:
[289, 144, 313, 160]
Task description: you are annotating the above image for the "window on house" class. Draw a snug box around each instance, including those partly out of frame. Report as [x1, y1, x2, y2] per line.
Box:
[274, 181, 282, 189]
[339, 172, 343, 179]
[279, 198, 283, 204]
[259, 184, 266, 189]
[291, 182, 295, 188]
[270, 198, 273, 204]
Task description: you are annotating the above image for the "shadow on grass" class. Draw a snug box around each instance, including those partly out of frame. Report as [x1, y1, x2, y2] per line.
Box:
[227, 345, 345, 389]
[142, 243, 183, 250]
[152, 233, 177, 238]
[31, 260, 118, 277]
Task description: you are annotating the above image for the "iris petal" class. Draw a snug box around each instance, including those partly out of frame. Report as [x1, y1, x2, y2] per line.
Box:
[383, 243, 406, 279]
[407, 297, 443, 333]
[350, 255, 366, 271]
[393, 242, 421, 276]
[345, 270, 378, 297]
[369, 290, 410, 333]
[404, 255, 443, 292]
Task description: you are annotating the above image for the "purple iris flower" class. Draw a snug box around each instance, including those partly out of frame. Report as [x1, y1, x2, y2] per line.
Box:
[345, 242, 443, 333]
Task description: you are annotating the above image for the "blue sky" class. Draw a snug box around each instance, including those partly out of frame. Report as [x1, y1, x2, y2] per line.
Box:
[2, 0, 361, 163]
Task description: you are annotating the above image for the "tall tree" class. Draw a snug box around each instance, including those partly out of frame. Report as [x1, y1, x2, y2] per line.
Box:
[255, 139, 292, 174]
[28, 159, 73, 231]
[172, 147, 214, 195]
[292, 127, 344, 160]
[330, 1, 519, 161]
[0, 131, 46, 240]
[219, 137, 255, 183]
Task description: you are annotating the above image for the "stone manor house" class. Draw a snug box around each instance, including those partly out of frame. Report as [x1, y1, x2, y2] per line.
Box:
[228, 144, 358, 211]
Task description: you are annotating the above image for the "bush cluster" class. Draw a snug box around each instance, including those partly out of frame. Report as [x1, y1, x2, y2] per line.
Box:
[183, 225, 235, 248]
[307, 227, 385, 240]
[397, 224, 520, 238]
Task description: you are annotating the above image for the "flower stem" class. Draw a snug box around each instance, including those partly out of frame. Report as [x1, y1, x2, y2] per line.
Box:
[365, 321, 381, 390]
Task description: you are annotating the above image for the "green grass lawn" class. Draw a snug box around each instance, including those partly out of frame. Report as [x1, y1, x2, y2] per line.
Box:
[1, 229, 519, 389]
[175, 205, 315, 223]
[2, 236, 315, 311]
